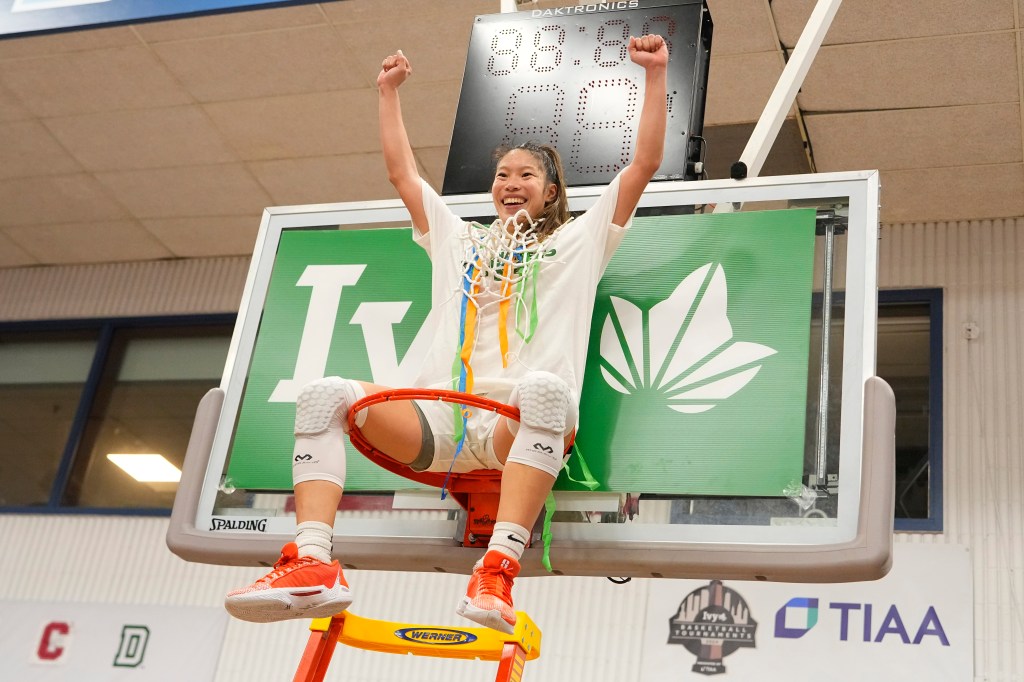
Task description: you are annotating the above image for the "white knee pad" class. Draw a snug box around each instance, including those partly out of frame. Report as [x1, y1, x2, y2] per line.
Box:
[506, 371, 576, 437]
[292, 377, 366, 487]
[505, 371, 576, 478]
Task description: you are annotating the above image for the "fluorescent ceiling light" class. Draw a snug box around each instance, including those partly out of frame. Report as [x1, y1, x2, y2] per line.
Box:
[107, 454, 181, 483]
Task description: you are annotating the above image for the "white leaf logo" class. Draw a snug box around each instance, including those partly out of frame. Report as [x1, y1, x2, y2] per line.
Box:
[599, 263, 777, 413]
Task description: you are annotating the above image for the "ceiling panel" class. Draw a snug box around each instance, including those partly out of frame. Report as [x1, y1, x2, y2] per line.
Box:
[94, 164, 272, 219]
[0, 119, 82, 179]
[0, 80, 29, 121]
[0, 174, 129, 227]
[773, 0, 1016, 47]
[329, 12, 473, 88]
[203, 90, 380, 161]
[150, 25, 368, 102]
[132, 4, 328, 42]
[0, 25, 140, 60]
[705, 0, 778, 55]
[417, 146, 454, 191]
[397, 80, 463, 149]
[248, 153, 396, 206]
[4, 220, 171, 264]
[0, 46, 193, 117]
[704, 51, 786, 124]
[805, 103, 1023, 171]
[798, 33, 1020, 111]
[141, 216, 260, 257]
[0, 231, 36, 268]
[880, 163, 1024, 223]
[45, 105, 239, 172]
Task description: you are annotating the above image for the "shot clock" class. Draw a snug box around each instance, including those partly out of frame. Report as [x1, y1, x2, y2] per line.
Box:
[442, 0, 712, 195]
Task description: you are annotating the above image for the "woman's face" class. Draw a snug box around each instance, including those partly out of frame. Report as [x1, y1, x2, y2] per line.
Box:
[491, 149, 558, 224]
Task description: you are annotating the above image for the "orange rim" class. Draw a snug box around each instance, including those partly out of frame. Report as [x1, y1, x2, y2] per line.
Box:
[346, 389, 520, 489]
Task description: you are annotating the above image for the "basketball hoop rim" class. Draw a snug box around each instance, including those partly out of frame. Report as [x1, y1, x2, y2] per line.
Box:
[345, 389, 521, 487]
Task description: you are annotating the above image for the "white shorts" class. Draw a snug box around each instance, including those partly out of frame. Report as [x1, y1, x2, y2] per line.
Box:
[410, 398, 506, 473]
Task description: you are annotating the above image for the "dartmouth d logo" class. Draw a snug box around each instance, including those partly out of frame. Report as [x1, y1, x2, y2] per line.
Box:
[599, 263, 776, 412]
[669, 580, 757, 675]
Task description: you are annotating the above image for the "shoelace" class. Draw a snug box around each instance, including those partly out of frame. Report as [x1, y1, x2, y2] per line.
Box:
[259, 550, 318, 585]
[477, 566, 514, 604]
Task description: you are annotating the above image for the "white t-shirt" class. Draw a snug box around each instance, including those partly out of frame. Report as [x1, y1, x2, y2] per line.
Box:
[412, 174, 631, 405]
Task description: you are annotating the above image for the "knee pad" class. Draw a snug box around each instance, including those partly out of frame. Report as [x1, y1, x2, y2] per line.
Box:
[507, 371, 576, 437]
[505, 371, 576, 478]
[294, 377, 367, 437]
[292, 377, 366, 487]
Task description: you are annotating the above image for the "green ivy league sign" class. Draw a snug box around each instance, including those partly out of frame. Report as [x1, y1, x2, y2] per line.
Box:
[227, 210, 816, 497]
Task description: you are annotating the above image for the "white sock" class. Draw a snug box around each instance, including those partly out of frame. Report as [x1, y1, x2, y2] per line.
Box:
[295, 521, 333, 564]
[487, 522, 530, 562]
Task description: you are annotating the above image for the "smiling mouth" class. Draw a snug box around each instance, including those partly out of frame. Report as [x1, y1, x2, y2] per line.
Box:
[502, 198, 526, 207]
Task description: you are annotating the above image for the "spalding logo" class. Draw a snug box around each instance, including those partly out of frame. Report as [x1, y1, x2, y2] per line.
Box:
[394, 627, 477, 645]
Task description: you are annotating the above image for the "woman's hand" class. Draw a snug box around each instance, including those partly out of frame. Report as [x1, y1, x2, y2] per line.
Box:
[377, 50, 412, 90]
[628, 34, 668, 70]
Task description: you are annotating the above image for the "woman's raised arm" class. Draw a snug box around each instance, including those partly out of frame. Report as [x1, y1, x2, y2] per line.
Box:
[378, 50, 430, 234]
[612, 34, 669, 228]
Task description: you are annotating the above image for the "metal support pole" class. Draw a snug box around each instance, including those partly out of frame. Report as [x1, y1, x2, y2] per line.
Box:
[715, 0, 843, 212]
[813, 212, 837, 488]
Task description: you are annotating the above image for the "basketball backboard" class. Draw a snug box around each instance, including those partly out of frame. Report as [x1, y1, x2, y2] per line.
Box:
[167, 170, 893, 582]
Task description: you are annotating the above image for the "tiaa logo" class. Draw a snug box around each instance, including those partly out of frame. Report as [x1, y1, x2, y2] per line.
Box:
[598, 263, 777, 413]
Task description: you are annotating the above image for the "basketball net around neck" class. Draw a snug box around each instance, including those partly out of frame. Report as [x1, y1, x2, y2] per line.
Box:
[447, 208, 562, 468]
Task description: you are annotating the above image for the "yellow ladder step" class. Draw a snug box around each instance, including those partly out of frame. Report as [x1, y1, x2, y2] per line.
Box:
[308, 611, 541, 661]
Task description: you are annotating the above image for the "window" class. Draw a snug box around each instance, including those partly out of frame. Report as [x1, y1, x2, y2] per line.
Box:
[0, 316, 232, 513]
[878, 289, 943, 531]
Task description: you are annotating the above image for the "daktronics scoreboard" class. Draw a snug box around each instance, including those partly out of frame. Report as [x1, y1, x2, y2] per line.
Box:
[443, 0, 712, 194]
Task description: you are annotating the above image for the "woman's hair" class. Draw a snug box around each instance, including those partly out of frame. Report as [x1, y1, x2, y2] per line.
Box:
[491, 141, 570, 237]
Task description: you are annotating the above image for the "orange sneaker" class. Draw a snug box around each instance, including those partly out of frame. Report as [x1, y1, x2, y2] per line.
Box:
[224, 542, 352, 623]
[455, 550, 519, 634]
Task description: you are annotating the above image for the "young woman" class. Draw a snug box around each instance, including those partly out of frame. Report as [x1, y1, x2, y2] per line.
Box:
[226, 34, 668, 634]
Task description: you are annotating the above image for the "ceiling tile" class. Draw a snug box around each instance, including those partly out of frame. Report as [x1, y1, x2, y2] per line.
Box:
[399, 80, 463, 148]
[0, 119, 82, 180]
[95, 164, 272, 219]
[416, 146, 453, 191]
[0, 81, 30, 122]
[329, 13, 472, 88]
[704, 51, 786, 124]
[4, 220, 172, 265]
[321, 0, 479, 24]
[150, 25, 368, 102]
[706, 0, 778, 55]
[203, 89, 379, 160]
[880, 164, 1024, 223]
[45, 106, 238, 172]
[0, 174, 128, 227]
[0, 46, 193, 117]
[798, 33, 1019, 111]
[0, 25, 140, 60]
[773, 0, 1016, 47]
[133, 4, 328, 42]
[142, 216, 261, 257]
[805, 104, 1023, 172]
[0, 231, 38, 267]
[248, 154, 397, 206]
